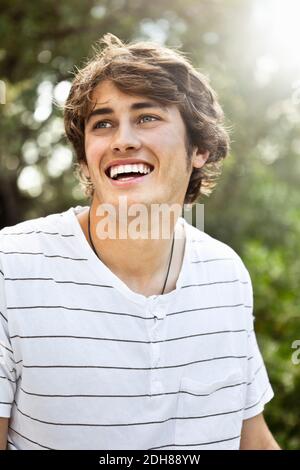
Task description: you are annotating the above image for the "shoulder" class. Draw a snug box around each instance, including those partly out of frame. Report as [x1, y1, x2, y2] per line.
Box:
[183, 220, 254, 333]
[0, 211, 62, 246]
[185, 220, 250, 281]
[186, 222, 246, 269]
[0, 207, 77, 273]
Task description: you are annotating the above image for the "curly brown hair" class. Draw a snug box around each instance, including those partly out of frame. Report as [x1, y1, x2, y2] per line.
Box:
[64, 33, 230, 204]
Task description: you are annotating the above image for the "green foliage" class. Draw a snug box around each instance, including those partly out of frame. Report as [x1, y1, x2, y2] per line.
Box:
[0, 0, 299, 449]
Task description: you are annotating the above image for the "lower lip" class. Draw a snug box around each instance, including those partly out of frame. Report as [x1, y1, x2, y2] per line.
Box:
[107, 171, 153, 188]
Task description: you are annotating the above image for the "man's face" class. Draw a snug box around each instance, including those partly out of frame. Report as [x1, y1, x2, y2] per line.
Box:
[83, 80, 208, 209]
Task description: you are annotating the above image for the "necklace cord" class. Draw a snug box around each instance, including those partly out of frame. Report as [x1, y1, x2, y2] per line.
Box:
[87, 207, 99, 257]
[87, 207, 175, 295]
[160, 231, 175, 295]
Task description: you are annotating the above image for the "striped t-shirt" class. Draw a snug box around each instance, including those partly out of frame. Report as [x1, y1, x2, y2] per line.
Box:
[0, 205, 274, 450]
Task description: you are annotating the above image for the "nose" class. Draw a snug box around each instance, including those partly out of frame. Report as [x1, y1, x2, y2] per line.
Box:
[110, 122, 142, 153]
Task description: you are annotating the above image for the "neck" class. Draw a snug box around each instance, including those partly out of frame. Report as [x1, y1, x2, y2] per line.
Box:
[77, 201, 186, 296]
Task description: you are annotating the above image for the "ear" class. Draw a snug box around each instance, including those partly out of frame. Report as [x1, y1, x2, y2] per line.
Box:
[191, 148, 210, 169]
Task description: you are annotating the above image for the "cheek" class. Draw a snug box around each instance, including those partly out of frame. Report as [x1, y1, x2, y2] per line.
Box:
[85, 136, 106, 164]
[147, 129, 186, 161]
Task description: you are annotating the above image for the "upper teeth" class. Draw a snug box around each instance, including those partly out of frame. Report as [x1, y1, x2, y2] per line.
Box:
[109, 163, 152, 179]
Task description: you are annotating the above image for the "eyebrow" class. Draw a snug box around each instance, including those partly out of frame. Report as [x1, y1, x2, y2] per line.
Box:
[85, 101, 166, 124]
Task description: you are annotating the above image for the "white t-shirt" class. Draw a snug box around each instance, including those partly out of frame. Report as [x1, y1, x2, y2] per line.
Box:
[0, 205, 274, 450]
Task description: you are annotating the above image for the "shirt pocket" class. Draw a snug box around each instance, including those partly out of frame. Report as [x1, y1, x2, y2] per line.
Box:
[174, 371, 245, 450]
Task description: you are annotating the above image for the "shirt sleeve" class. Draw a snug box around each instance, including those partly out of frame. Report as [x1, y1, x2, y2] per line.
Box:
[0, 255, 16, 418]
[238, 257, 274, 420]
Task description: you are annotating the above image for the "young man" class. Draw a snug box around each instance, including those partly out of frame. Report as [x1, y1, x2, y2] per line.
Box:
[0, 34, 280, 450]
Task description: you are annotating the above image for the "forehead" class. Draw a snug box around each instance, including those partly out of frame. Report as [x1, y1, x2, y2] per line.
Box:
[88, 80, 168, 112]
[92, 79, 148, 99]
[91, 80, 135, 101]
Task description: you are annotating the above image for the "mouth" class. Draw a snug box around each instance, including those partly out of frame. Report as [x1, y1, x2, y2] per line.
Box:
[104, 162, 155, 185]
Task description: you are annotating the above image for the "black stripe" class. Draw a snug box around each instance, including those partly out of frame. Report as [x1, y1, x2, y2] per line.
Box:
[5, 358, 23, 365]
[5, 277, 113, 289]
[7, 440, 18, 449]
[0, 311, 8, 322]
[0, 375, 17, 383]
[7, 305, 154, 320]
[10, 329, 247, 345]
[21, 355, 247, 371]
[176, 407, 244, 422]
[191, 257, 234, 264]
[181, 279, 240, 289]
[168, 304, 244, 317]
[14, 401, 244, 428]
[2, 230, 74, 237]
[0, 250, 87, 261]
[181, 381, 247, 397]
[9, 426, 53, 450]
[244, 386, 270, 411]
[20, 380, 247, 399]
[247, 364, 263, 386]
[0, 269, 3, 276]
[0, 400, 11, 404]
[149, 434, 241, 449]
[6, 303, 244, 322]
[0, 342, 13, 353]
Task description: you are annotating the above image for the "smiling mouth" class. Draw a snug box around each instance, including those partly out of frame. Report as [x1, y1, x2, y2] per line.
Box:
[105, 163, 154, 182]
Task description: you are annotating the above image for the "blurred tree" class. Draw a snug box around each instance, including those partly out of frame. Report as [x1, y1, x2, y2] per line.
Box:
[0, 0, 299, 449]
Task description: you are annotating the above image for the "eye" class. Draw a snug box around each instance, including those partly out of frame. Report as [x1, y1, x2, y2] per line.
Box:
[92, 115, 159, 130]
[92, 120, 112, 129]
[139, 115, 159, 123]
